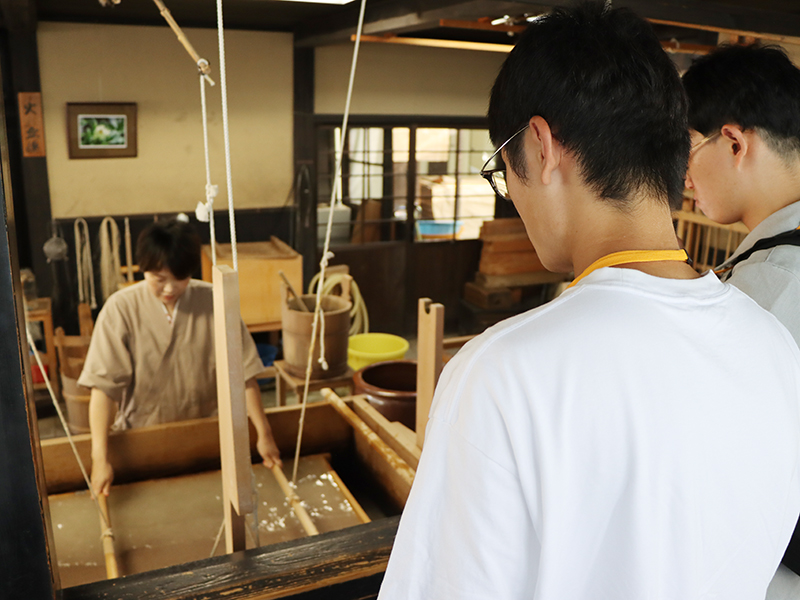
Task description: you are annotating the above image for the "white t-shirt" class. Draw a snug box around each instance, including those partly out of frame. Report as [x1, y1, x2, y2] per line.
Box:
[379, 268, 800, 600]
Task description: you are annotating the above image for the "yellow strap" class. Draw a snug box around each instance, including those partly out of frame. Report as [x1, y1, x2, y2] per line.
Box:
[567, 249, 690, 289]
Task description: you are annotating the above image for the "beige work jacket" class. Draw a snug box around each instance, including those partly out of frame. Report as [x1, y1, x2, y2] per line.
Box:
[78, 280, 264, 429]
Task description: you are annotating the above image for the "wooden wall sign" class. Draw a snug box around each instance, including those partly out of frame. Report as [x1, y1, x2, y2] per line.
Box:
[18, 92, 45, 158]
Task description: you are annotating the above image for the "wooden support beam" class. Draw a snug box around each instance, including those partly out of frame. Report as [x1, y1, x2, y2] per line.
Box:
[416, 298, 444, 449]
[648, 17, 794, 45]
[352, 33, 513, 53]
[212, 265, 252, 554]
[325, 390, 415, 510]
[660, 40, 714, 55]
[351, 396, 420, 470]
[293, 45, 317, 286]
[0, 59, 57, 596]
[0, 0, 54, 297]
[438, 18, 526, 33]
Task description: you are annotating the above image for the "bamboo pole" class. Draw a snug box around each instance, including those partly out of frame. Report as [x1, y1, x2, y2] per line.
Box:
[151, 0, 215, 83]
[271, 464, 319, 537]
[97, 494, 120, 579]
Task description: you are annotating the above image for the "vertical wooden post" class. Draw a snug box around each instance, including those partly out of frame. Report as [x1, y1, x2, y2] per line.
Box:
[293, 46, 317, 285]
[0, 51, 58, 595]
[0, 0, 55, 297]
[213, 265, 253, 553]
[416, 298, 443, 449]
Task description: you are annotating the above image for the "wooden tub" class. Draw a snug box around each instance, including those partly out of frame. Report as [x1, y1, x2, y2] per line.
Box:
[42, 393, 419, 599]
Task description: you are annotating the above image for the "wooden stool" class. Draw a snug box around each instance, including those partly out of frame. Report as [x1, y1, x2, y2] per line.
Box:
[273, 359, 355, 407]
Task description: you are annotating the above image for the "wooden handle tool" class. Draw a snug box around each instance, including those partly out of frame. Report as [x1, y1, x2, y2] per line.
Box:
[98, 494, 120, 579]
[270, 464, 319, 536]
[279, 271, 309, 312]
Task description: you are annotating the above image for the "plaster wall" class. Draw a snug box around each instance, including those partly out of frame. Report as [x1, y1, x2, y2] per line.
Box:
[37, 23, 293, 219]
[315, 42, 505, 117]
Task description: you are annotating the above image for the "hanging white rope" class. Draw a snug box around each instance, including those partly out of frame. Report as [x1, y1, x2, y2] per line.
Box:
[25, 326, 109, 532]
[99, 217, 123, 302]
[75, 218, 97, 309]
[215, 0, 239, 271]
[195, 68, 219, 266]
[292, 0, 368, 484]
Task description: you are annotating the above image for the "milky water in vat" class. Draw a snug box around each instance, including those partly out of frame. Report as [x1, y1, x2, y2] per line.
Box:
[51, 454, 363, 588]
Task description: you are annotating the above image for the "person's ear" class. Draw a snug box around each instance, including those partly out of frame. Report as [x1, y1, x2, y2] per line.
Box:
[528, 116, 561, 185]
[721, 124, 748, 168]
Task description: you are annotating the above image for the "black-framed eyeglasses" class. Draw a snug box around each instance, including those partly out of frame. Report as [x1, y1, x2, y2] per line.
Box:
[480, 124, 528, 201]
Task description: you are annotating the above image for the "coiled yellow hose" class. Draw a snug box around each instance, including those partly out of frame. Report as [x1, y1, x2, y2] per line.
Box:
[307, 272, 369, 335]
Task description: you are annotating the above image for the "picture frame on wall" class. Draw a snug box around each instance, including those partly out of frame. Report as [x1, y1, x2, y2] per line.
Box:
[67, 102, 137, 159]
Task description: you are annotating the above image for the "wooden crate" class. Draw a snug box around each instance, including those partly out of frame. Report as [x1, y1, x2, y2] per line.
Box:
[477, 218, 546, 277]
[463, 281, 521, 310]
[201, 238, 302, 329]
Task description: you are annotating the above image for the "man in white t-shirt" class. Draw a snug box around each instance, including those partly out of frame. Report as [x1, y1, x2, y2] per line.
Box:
[378, 3, 800, 599]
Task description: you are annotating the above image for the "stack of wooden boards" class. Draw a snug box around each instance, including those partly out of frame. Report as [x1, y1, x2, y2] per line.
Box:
[464, 219, 568, 310]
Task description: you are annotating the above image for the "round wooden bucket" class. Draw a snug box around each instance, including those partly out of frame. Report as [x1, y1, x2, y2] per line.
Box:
[281, 294, 352, 379]
[61, 374, 91, 434]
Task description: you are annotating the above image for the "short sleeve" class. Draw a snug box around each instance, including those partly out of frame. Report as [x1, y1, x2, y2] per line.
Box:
[240, 321, 265, 381]
[77, 297, 133, 403]
[728, 260, 800, 347]
[378, 349, 539, 600]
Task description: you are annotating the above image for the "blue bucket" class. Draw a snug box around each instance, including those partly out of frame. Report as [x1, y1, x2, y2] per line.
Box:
[257, 343, 278, 385]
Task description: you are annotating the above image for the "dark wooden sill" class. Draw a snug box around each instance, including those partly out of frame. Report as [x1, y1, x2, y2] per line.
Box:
[62, 516, 399, 600]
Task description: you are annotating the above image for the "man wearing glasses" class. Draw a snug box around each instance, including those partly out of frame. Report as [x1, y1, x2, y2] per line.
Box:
[378, 3, 800, 599]
[683, 44, 800, 600]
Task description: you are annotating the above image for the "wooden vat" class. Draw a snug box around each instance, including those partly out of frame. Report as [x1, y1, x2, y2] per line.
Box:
[43, 396, 417, 599]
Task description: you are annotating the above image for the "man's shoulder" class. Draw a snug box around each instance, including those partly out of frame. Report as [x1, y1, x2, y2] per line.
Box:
[454, 294, 581, 365]
[736, 245, 800, 279]
[727, 250, 800, 303]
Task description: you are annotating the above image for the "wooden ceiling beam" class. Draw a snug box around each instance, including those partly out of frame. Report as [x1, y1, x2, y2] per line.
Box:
[647, 17, 800, 46]
[438, 18, 527, 33]
[295, 0, 537, 46]
[353, 33, 714, 56]
[353, 33, 513, 53]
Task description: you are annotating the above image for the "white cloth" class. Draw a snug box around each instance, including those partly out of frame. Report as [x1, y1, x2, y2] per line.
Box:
[379, 268, 800, 600]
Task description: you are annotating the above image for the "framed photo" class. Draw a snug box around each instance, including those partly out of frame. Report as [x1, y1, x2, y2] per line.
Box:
[67, 102, 137, 159]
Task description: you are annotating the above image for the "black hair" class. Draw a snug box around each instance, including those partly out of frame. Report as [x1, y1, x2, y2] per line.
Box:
[136, 219, 201, 280]
[488, 1, 690, 209]
[682, 44, 800, 158]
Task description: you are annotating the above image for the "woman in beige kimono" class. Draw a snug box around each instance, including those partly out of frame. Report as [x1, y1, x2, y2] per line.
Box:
[79, 219, 281, 497]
